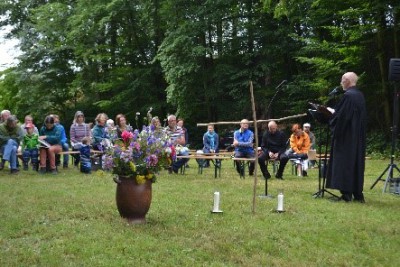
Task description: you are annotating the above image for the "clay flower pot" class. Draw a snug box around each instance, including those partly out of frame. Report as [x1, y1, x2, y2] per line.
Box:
[114, 176, 152, 224]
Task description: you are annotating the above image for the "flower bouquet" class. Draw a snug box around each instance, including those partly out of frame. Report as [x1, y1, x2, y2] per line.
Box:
[103, 125, 173, 184]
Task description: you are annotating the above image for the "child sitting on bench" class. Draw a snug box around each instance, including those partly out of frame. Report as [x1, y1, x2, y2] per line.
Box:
[79, 137, 91, 173]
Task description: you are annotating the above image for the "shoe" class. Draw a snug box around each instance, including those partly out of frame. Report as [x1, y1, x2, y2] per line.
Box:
[302, 171, 308, 177]
[275, 174, 284, 180]
[353, 197, 365, 203]
[264, 173, 271, 180]
[353, 193, 365, 203]
[0, 161, 4, 170]
[51, 169, 58, 175]
[249, 172, 254, 176]
[63, 164, 68, 169]
[39, 167, 46, 174]
[23, 165, 29, 171]
[329, 195, 351, 202]
[10, 169, 19, 174]
[336, 194, 352, 202]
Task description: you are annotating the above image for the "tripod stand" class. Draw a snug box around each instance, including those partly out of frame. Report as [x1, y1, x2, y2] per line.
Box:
[370, 84, 400, 192]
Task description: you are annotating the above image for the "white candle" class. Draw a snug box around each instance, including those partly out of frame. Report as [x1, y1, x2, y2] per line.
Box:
[277, 192, 284, 211]
[213, 192, 220, 211]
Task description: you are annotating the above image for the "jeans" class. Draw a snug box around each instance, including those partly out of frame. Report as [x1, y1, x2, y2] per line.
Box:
[22, 148, 39, 167]
[62, 143, 69, 165]
[172, 149, 189, 172]
[55, 143, 70, 166]
[1, 139, 19, 169]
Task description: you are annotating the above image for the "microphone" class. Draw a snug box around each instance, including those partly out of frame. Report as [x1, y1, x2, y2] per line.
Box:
[328, 86, 342, 96]
[275, 80, 287, 90]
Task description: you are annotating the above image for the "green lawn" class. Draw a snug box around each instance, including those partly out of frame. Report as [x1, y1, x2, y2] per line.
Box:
[0, 159, 399, 266]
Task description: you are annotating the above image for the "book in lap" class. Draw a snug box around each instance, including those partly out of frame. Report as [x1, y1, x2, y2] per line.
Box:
[38, 139, 51, 148]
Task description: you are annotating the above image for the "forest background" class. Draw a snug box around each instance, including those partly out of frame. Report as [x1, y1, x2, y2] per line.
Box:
[0, 0, 399, 155]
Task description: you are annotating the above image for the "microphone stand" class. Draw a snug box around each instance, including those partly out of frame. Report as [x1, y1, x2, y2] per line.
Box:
[265, 80, 286, 118]
[370, 83, 400, 192]
[259, 80, 286, 198]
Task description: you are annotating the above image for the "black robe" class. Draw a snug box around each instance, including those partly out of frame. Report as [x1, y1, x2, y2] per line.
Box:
[326, 87, 367, 194]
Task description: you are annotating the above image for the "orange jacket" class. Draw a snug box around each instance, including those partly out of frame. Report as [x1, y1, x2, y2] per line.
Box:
[289, 132, 310, 154]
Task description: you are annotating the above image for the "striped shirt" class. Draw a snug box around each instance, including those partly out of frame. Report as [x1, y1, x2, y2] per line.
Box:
[70, 123, 91, 145]
[165, 126, 184, 145]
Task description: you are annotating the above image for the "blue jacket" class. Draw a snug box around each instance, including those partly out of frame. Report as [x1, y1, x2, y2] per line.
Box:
[39, 125, 61, 145]
[234, 129, 254, 153]
[55, 123, 67, 144]
[203, 131, 219, 152]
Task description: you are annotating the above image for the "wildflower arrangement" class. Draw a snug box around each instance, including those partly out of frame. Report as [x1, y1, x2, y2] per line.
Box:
[104, 125, 174, 184]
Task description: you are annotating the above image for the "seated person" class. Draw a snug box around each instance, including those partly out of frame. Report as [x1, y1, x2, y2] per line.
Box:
[0, 115, 23, 174]
[79, 137, 92, 174]
[20, 115, 39, 135]
[303, 122, 317, 168]
[258, 121, 289, 180]
[53, 114, 69, 168]
[285, 123, 311, 176]
[106, 119, 118, 142]
[70, 111, 91, 167]
[115, 114, 133, 139]
[92, 113, 111, 151]
[202, 124, 219, 167]
[165, 114, 189, 174]
[233, 119, 255, 176]
[0, 109, 11, 123]
[22, 122, 39, 171]
[39, 116, 62, 174]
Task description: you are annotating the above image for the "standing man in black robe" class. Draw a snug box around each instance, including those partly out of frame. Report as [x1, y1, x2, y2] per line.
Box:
[326, 72, 367, 203]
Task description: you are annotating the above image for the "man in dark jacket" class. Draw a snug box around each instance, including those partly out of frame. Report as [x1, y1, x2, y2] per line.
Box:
[326, 72, 367, 203]
[0, 115, 23, 174]
[258, 121, 289, 179]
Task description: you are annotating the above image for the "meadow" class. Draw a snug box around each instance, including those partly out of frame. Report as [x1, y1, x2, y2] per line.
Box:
[0, 159, 399, 266]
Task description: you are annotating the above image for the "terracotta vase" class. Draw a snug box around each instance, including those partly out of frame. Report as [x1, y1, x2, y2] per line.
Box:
[114, 176, 152, 224]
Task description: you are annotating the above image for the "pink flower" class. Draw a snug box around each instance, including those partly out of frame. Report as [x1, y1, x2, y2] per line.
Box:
[121, 130, 133, 143]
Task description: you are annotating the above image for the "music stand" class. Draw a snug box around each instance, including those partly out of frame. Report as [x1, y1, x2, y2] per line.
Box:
[308, 103, 339, 199]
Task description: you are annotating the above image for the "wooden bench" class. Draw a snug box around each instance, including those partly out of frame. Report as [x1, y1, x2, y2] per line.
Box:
[176, 153, 233, 178]
[59, 150, 104, 170]
[0, 149, 104, 171]
[232, 157, 256, 179]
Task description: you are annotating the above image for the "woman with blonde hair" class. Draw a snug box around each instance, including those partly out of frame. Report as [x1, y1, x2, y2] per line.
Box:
[70, 111, 91, 166]
[92, 113, 110, 151]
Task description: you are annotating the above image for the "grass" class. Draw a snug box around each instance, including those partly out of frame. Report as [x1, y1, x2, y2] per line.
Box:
[0, 159, 399, 266]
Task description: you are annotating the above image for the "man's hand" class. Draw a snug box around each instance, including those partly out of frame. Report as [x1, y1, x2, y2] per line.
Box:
[269, 152, 278, 160]
[233, 140, 239, 147]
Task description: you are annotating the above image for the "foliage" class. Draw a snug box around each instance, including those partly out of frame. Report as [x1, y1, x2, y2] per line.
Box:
[366, 131, 400, 159]
[0, 0, 400, 140]
[103, 125, 173, 184]
[0, 160, 399, 266]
